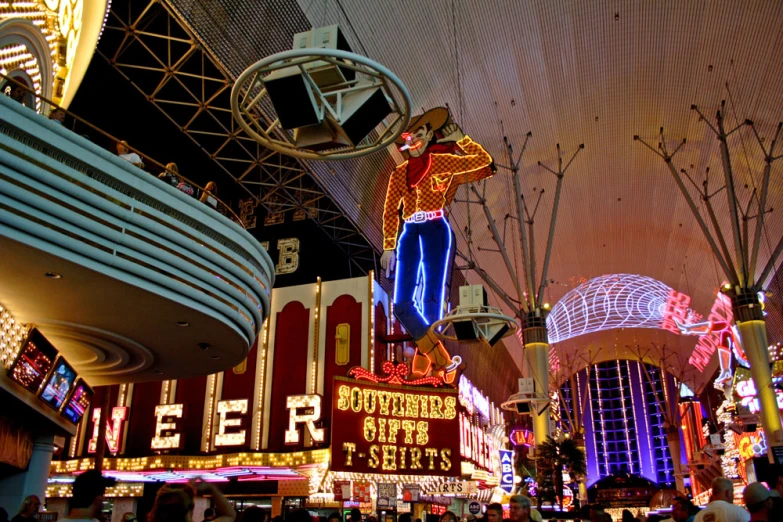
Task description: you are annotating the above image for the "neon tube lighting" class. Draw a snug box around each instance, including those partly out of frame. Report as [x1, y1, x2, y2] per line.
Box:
[547, 274, 685, 343]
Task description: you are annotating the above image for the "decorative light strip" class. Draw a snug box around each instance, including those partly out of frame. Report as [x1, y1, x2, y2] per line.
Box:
[635, 362, 655, 472]
[593, 364, 611, 474]
[626, 360, 644, 476]
[615, 360, 635, 474]
[160, 380, 171, 405]
[118, 384, 127, 407]
[254, 319, 269, 450]
[50, 449, 331, 474]
[203, 374, 219, 452]
[312, 277, 321, 393]
[69, 426, 79, 457]
[0, 301, 27, 368]
[546, 274, 686, 343]
[368, 271, 375, 372]
[47, 482, 144, 498]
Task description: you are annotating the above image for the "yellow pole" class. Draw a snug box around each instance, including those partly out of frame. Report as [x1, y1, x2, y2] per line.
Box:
[732, 290, 783, 461]
[735, 318, 783, 460]
[524, 311, 551, 446]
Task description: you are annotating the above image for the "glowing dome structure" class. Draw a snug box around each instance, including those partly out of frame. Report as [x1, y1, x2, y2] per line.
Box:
[546, 274, 689, 344]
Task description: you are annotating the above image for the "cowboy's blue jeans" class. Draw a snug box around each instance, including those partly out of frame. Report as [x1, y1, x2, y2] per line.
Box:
[393, 217, 454, 340]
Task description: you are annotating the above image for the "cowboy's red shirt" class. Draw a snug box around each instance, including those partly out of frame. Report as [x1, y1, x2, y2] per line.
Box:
[382, 135, 493, 250]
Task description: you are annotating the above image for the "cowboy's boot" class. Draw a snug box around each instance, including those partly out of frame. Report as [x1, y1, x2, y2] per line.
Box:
[413, 329, 462, 384]
[411, 349, 431, 376]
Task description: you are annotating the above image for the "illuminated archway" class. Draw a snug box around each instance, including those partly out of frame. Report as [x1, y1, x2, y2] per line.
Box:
[546, 274, 690, 344]
[0, 18, 54, 111]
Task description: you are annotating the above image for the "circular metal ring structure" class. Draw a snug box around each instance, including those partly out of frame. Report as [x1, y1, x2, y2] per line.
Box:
[500, 392, 550, 413]
[230, 48, 411, 161]
[431, 307, 519, 344]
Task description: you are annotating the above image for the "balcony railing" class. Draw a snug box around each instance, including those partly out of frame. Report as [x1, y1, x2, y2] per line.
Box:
[0, 83, 275, 383]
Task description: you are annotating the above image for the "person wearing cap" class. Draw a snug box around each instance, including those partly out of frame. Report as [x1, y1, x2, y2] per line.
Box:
[743, 482, 773, 521]
[694, 477, 749, 522]
[380, 107, 494, 384]
[64, 469, 116, 522]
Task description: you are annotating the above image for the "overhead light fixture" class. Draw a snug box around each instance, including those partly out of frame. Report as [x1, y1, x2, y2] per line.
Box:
[44, 272, 62, 279]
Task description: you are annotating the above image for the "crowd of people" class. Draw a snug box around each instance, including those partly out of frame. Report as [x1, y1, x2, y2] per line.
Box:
[5, 79, 221, 216]
[113, 140, 220, 213]
[3, 468, 783, 522]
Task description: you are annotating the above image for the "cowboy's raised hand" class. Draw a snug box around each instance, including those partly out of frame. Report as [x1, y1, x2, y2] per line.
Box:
[437, 123, 465, 143]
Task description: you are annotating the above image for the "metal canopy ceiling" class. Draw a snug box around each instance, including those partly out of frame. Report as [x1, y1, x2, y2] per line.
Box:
[102, 0, 783, 392]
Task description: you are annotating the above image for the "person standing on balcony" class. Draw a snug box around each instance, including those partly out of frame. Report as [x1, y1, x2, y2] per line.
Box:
[200, 181, 218, 208]
[379, 107, 494, 384]
[49, 108, 66, 125]
[116, 140, 145, 169]
[158, 162, 183, 189]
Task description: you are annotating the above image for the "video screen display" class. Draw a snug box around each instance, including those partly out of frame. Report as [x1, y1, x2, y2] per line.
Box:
[8, 328, 58, 393]
[39, 357, 77, 410]
[61, 379, 93, 424]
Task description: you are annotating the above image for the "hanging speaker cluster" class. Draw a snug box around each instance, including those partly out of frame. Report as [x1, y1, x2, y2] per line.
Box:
[263, 26, 392, 151]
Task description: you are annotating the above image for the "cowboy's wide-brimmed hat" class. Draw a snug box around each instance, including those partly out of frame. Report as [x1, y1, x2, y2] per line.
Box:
[396, 107, 450, 144]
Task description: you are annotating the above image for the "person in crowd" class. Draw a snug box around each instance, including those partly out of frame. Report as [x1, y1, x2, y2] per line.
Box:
[694, 477, 750, 522]
[621, 511, 635, 522]
[11, 496, 40, 522]
[670, 496, 698, 522]
[398, 515, 412, 522]
[440, 512, 458, 522]
[64, 469, 116, 522]
[1, 507, 9, 522]
[509, 495, 532, 522]
[158, 162, 181, 188]
[484, 503, 503, 522]
[8, 79, 30, 106]
[589, 505, 606, 522]
[116, 140, 145, 169]
[285, 511, 311, 522]
[743, 482, 773, 521]
[149, 480, 235, 522]
[122, 514, 138, 522]
[200, 181, 218, 208]
[237, 507, 267, 522]
[349, 509, 362, 522]
[49, 108, 66, 125]
[365, 516, 377, 522]
[176, 174, 197, 198]
[767, 464, 783, 518]
[326, 513, 341, 522]
[203, 509, 217, 522]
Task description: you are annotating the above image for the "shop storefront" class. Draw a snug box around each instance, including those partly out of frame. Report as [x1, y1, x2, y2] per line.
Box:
[47, 276, 514, 521]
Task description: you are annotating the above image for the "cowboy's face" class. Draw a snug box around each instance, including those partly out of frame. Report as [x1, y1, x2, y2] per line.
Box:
[403, 125, 433, 158]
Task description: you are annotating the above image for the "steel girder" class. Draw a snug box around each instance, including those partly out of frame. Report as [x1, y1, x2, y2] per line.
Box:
[99, 0, 376, 272]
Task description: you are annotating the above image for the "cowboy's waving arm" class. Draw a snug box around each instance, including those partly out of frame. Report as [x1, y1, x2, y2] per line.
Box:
[434, 124, 494, 185]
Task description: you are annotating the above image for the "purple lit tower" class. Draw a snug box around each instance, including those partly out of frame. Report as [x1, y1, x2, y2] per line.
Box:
[560, 360, 685, 488]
